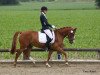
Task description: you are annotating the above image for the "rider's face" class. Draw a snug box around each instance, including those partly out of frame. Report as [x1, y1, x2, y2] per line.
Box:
[44, 10, 47, 14]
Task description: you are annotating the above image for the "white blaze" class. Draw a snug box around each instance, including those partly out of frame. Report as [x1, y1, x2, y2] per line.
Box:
[71, 30, 73, 33]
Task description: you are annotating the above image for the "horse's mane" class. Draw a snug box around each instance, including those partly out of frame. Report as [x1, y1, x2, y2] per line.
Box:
[55, 27, 72, 31]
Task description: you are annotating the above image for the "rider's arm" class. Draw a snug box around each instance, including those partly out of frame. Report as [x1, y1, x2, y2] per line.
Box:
[41, 15, 53, 28]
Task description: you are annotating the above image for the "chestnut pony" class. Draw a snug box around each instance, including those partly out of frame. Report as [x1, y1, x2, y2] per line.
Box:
[11, 27, 77, 67]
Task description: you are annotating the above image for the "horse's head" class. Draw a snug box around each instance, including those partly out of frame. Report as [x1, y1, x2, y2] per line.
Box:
[55, 27, 77, 44]
[67, 28, 77, 44]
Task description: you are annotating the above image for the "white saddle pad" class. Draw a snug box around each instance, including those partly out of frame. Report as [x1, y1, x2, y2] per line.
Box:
[38, 31, 55, 44]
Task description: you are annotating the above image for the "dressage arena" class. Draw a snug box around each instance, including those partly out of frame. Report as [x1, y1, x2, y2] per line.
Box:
[0, 60, 100, 75]
[0, 48, 100, 75]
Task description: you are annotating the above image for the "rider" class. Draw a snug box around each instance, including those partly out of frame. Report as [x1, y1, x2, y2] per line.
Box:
[40, 6, 55, 50]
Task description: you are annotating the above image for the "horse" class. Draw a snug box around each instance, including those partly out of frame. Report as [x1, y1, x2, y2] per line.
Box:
[10, 27, 77, 67]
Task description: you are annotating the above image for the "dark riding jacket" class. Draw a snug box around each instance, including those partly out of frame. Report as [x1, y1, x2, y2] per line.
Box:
[40, 12, 53, 30]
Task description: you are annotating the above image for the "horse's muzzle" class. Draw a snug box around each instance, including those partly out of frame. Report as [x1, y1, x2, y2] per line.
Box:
[69, 41, 73, 44]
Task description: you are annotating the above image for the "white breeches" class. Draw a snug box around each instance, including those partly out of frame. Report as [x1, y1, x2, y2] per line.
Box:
[44, 29, 53, 39]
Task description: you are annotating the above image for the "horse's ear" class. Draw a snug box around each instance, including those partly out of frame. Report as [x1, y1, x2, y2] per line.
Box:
[74, 28, 77, 33]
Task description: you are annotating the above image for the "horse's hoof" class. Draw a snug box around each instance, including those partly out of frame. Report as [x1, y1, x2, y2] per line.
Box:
[29, 57, 36, 64]
[33, 62, 35, 64]
[65, 62, 70, 67]
[14, 64, 16, 67]
[65, 62, 69, 65]
[46, 63, 51, 68]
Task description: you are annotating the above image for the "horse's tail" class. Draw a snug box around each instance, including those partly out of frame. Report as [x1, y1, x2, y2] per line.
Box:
[10, 31, 21, 54]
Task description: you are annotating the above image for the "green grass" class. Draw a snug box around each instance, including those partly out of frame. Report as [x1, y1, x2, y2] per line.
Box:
[0, 2, 100, 59]
[0, 51, 98, 60]
[0, 10, 100, 48]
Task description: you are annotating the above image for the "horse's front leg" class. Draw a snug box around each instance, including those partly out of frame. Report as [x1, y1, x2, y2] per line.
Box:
[57, 47, 68, 65]
[46, 50, 53, 68]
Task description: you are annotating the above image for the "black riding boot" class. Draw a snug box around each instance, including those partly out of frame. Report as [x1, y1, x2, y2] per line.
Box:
[45, 38, 52, 50]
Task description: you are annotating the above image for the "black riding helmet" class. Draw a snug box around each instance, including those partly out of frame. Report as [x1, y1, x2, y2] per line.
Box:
[41, 6, 48, 11]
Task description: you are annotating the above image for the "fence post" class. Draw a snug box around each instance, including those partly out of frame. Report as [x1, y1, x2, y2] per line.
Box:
[97, 51, 100, 60]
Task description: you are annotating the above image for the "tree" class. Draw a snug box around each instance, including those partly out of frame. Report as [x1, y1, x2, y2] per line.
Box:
[19, 0, 31, 2]
[0, 0, 19, 5]
[95, 0, 100, 8]
[31, 0, 55, 2]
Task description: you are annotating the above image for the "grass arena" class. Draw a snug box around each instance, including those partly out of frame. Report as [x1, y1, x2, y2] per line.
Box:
[0, 1, 100, 75]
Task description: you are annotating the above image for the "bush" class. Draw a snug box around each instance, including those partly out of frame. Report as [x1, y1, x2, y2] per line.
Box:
[95, 0, 100, 8]
[0, 0, 19, 5]
[49, 0, 55, 2]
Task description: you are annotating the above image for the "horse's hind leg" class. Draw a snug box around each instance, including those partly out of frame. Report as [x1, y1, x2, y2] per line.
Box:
[23, 49, 31, 60]
[14, 49, 22, 66]
[14, 47, 26, 66]
[23, 44, 33, 60]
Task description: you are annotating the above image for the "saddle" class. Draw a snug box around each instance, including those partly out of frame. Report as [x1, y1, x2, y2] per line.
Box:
[38, 30, 55, 44]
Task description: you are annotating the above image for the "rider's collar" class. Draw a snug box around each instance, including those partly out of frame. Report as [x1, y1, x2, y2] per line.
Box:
[41, 12, 47, 19]
[42, 12, 46, 15]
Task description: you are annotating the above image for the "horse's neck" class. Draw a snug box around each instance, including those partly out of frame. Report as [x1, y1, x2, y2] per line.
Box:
[54, 28, 68, 42]
[56, 28, 69, 38]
